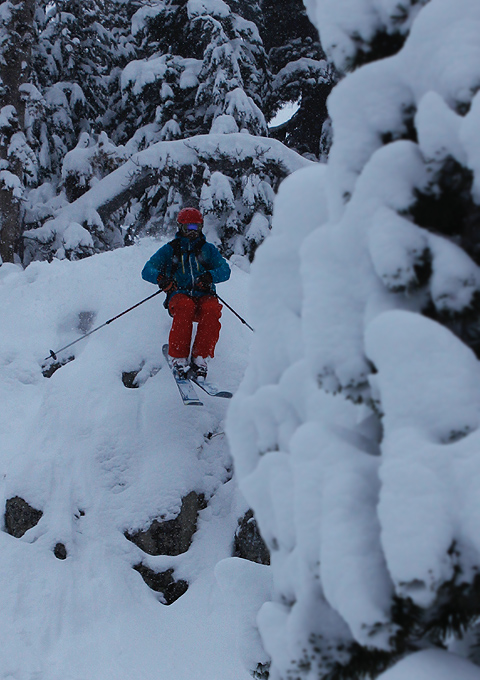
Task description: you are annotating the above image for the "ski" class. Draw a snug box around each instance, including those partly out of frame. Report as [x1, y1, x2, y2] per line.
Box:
[189, 376, 233, 399]
[162, 345, 203, 406]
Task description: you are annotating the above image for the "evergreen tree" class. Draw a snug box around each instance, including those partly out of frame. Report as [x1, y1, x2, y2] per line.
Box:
[0, 0, 138, 263]
[98, 0, 288, 262]
[309, 0, 431, 73]
[260, 0, 335, 159]
[227, 1, 480, 679]
[34, 0, 137, 141]
[0, 0, 36, 262]
[120, 0, 268, 144]
[29, 0, 137, 184]
[2, 0, 326, 265]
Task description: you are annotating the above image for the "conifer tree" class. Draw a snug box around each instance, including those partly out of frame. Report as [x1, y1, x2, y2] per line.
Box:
[227, 1, 480, 679]
[109, 0, 287, 261]
[2, 0, 317, 264]
[30, 0, 137, 177]
[121, 0, 268, 143]
[310, 0, 431, 73]
[35, 0, 137, 137]
[0, 0, 139, 262]
[260, 0, 334, 158]
[0, 0, 36, 262]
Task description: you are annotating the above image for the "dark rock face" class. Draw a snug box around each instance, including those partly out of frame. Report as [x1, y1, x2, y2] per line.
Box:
[233, 509, 270, 565]
[126, 491, 207, 556]
[122, 370, 140, 388]
[4, 496, 43, 538]
[42, 355, 75, 378]
[127, 491, 209, 603]
[133, 564, 188, 605]
[122, 364, 161, 388]
[253, 661, 271, 680]
[54, 542, 67, 560]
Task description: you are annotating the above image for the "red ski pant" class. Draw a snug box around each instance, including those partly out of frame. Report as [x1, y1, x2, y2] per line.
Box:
[168, 294, 223, 359]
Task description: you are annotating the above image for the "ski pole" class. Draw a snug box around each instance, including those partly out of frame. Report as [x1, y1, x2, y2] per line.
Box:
[215, 293, 254, 332]
[45, 289, 164, 362]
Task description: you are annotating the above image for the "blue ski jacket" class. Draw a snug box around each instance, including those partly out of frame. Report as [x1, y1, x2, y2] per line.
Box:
[142, 232, 230, 306]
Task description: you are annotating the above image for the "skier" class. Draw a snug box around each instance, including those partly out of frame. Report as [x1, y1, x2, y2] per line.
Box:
[142, 207, 231, 380]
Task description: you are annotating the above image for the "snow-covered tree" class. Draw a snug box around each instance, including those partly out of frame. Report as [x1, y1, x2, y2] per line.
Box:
[1, 0, 328, 265]
[0, 0, 138, 263]
[261, 0, 335, 159]
[0, 0, 36, 263]
[34, 0, 137, 143]
[225, 1, 480, 678]
[23, 133, 309, 263]
[119, 0, 268, 144]
[27, 0, 137, 193]
[82, 0, 295, 262]
[306, 0, 430, 73]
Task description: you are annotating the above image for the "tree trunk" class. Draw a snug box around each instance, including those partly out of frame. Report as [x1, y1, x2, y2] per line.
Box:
[0, 0, 36, 263]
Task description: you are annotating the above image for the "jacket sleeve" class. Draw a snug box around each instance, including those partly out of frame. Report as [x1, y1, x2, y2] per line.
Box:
[203, 244, 231, 284]
[141, 244, 172, 284]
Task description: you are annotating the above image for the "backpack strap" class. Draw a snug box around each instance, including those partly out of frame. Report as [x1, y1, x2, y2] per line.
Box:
[193, 236, 207, 267]
[167, 235, 207, 276]
[168, 238, 182, 277]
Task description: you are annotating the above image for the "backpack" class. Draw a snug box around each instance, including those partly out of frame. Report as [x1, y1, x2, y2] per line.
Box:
[163, 235, 208, 310]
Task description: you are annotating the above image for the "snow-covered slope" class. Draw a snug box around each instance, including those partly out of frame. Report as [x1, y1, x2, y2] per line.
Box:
[0, 239, 251, 679]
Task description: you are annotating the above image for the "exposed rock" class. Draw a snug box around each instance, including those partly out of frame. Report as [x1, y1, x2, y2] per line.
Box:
[126, 491, 207, 556]
[122, 370, 140, 388]
[5, 496, 43, 538]
[122, 364, 161, 388]
[54, 543, 67, 560]
[134, 564, 188, 605]
[253, 662, 271, 680]
[42, 355, 75, 378]
[233, 509, 270, 565]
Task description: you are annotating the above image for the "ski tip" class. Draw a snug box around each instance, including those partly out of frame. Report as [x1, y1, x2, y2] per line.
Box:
[215, 391, 233, 399]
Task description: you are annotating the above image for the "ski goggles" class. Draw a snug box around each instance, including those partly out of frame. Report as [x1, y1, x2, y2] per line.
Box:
[185, 223, 202, 231]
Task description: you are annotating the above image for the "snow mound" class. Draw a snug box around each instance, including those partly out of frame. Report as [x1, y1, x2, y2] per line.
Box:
[0, 239, 252, 678]
[378, 649, 480, 680]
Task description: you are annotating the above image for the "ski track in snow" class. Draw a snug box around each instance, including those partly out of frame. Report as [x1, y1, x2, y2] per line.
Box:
[0, 238, 252, 679]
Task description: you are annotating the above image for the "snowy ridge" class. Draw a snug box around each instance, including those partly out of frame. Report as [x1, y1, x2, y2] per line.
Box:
[0, 240, 252, 678]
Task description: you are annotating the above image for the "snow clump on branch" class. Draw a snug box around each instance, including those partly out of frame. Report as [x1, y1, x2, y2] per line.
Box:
[225, 1, 480, 679]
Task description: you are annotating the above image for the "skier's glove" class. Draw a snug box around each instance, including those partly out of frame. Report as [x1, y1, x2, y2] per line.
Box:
[157, 274, 177, 293]
[195, 271, 213, 291]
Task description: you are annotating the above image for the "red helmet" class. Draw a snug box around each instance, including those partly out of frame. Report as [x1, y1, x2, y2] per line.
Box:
[177, 207, 203, 224]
